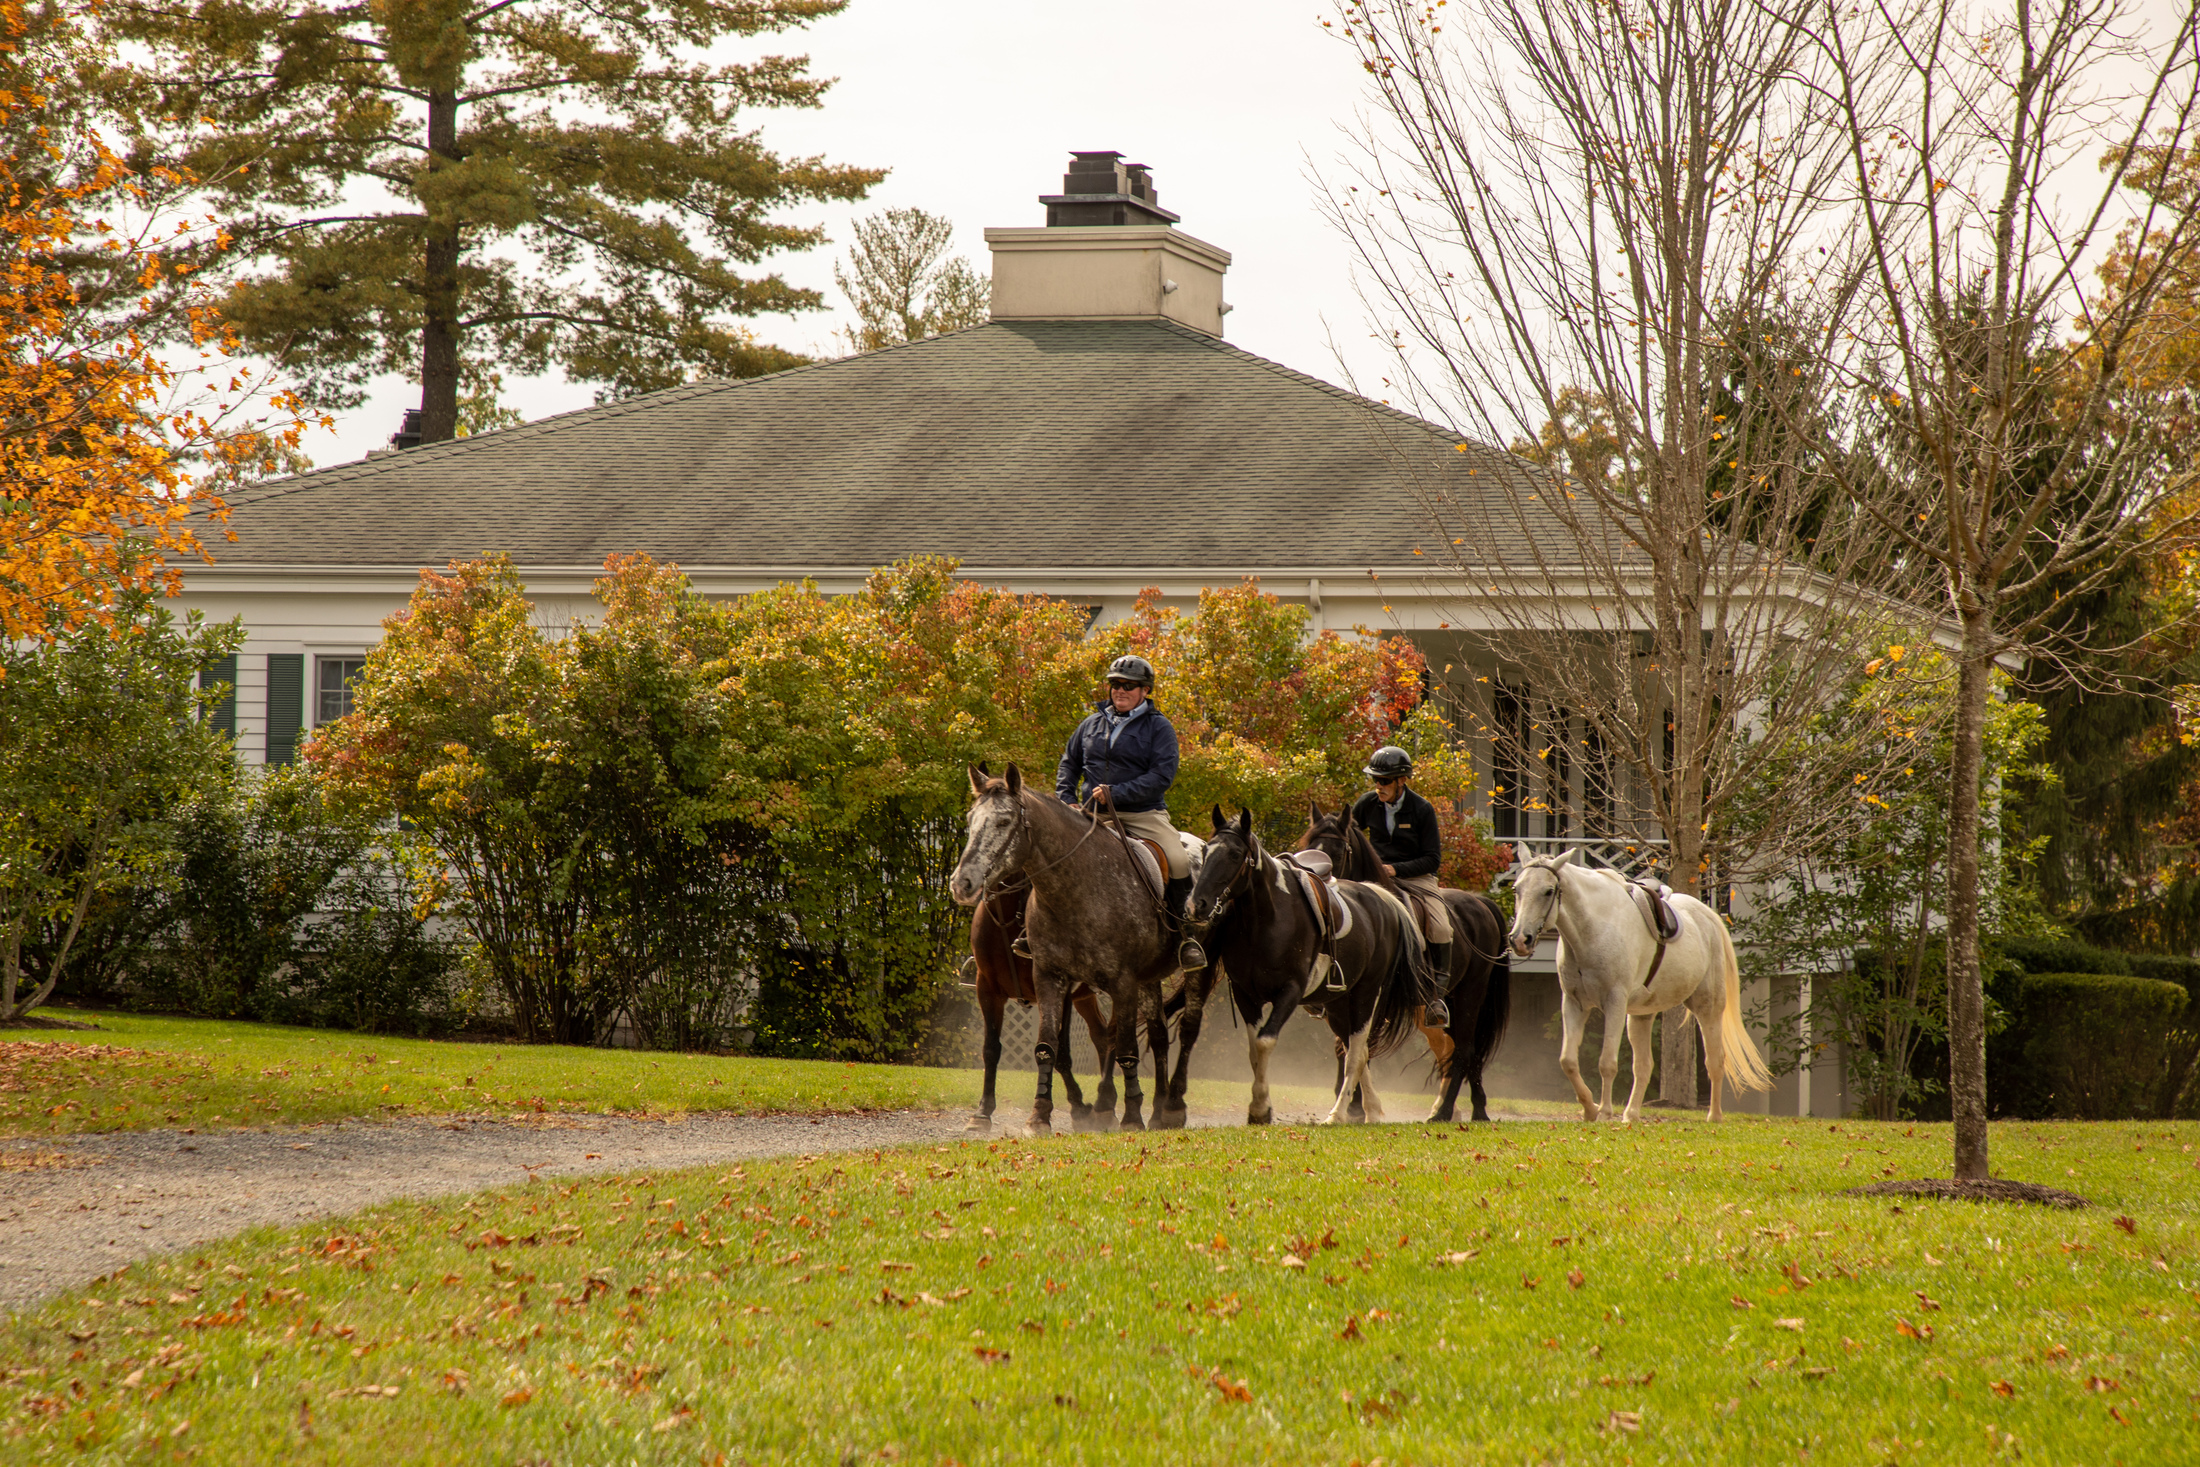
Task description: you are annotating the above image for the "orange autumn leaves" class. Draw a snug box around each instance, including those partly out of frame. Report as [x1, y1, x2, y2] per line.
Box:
[0, 1, 315, 642]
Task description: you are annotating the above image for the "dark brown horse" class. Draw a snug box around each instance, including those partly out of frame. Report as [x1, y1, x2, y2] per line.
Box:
[949, 764, 1191, 1135]
[965, 881, 1116, 1134]
[1299, 802, 1513, 1123]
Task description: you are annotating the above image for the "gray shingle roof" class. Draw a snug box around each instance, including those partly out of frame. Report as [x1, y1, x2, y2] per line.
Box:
[217, 318, 1542, 571]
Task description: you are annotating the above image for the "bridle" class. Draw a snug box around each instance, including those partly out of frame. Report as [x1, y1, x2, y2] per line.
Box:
[1193, 828, 1263, 926]
[976, 785, 1101, 901]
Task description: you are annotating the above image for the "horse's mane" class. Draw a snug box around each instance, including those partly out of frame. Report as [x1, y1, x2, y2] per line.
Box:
[1299, 808, 1404, 898]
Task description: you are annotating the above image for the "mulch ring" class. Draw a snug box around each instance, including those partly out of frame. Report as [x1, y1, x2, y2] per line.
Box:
[1847, 1177, 2088, 1209]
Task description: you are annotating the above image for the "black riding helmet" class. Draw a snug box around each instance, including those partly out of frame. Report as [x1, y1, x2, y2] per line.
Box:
[1106, 654, 1155, 690]
[1364, 745, 1414, 781]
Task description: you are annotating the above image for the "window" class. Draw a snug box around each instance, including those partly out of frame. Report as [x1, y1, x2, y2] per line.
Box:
[1491, 685, 1525, 840]
[317, 656, 367, 724]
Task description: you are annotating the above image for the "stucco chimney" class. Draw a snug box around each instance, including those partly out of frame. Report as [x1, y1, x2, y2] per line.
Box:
[986, 152, 1233, 337]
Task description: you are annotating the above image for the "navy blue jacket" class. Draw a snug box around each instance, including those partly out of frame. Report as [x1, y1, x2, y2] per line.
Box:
[1349, 788, 1444, 879]
[1056, 700, 1179, 812]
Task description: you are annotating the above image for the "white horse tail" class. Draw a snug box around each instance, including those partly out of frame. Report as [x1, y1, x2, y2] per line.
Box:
[1713, 915, 1773, 1094]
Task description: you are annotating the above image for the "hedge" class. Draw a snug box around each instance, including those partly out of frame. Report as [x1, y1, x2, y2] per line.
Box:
[1988, 972, 2192, 1121]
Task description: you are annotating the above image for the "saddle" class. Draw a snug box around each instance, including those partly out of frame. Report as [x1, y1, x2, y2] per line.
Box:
[1088, 788, 1168, 903]
[1284, 849, 1354, 997]
[1632, 878, 1681, 989]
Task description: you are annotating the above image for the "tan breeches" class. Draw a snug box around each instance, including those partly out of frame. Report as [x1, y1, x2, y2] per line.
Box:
[1114, 808, 1192, 878]
[1394, 874, 1455, 944]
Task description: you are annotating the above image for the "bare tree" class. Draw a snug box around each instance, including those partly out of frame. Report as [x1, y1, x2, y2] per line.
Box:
[1801, 0, 2200, 1179]
[835, 207, 990, 353]
[1324, 0, 1928, 1104]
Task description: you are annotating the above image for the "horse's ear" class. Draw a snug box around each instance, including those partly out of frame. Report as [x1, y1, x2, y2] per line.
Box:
[1562, 846, 1583, 865]
[1210, 804, 1228, 834]
[1004, 763, 1023, 798]
[1307, 797, 1324, 824]
[967, 764, 988, 796]
[1236, 807, 1254, 836]
[976, 760, 991, 777]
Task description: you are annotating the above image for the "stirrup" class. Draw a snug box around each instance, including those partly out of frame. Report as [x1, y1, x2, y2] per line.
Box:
[1010, 933, 1032, 959]
[1424, 999, 1451, 1029]
[1324, 957, 1347, 992]
[1178, 936, 1208, 970]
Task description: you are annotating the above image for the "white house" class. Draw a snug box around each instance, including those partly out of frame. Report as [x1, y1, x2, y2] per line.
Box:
[175, 151, 1838, 1116]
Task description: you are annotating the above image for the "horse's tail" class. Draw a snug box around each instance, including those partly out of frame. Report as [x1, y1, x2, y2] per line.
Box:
[1365, 901, 1428, 1061]
[1468, 952, 1512, 1079]
[1713, 914, 1773, 1094]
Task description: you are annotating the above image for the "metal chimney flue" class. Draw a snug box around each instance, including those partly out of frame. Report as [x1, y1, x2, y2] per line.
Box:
[1043, 150, 1180, 228]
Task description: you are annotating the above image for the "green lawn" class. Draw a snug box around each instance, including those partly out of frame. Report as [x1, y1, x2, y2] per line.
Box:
[0, 1010, 986, 1137]
[0, 1009, 1575, 1138]
[4, 1117, 2194, 1463]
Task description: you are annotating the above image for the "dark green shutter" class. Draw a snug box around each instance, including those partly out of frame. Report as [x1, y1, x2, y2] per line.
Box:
[266, 653, 304, 765]
[199, 654, 237, 737]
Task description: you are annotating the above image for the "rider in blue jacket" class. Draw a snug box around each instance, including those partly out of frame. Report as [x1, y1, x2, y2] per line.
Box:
[1055, 654, 1206, 971]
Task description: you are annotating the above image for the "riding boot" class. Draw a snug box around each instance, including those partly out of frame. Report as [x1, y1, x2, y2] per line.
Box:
[1162, 876, 1208, 970]
[1423, 941, 1453, 1028]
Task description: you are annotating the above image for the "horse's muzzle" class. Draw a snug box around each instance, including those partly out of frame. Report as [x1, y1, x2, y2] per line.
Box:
[1510, 935, 1535, 958]
[948, 873, 982, 906]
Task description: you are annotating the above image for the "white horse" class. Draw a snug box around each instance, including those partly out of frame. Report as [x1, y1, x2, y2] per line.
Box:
[1506, 851, 1772, 1122]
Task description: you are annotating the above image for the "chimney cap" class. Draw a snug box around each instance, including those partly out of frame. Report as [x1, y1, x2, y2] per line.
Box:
[1042, 149, 1179, 227]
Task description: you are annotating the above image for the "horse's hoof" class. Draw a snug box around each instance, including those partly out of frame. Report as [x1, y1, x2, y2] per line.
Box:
[1070, 1108, 1108, 1134]
[964, 1115, 993, 1135]
[1470, 1109, 1492, 1123]
[1026, 1119, 1054, 1139]
[1154, 1108, 1188, 1131]
[1246, 1109, 1272, 1126]
[1119, 1116, 1147, 1133]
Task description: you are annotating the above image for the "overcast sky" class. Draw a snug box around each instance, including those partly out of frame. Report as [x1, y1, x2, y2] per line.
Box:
[315, 1, 1386, 464]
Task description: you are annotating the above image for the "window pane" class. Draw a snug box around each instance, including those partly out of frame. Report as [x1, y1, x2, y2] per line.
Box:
[317, 657, 366, 724]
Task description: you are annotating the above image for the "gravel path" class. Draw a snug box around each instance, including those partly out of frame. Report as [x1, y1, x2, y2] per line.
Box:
[0, 1109, 979, 1314]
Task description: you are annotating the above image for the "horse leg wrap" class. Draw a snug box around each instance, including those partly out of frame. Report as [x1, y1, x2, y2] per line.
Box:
[1117, 1054, 1140, 1074]
[1033, 1043, 1054, 1067]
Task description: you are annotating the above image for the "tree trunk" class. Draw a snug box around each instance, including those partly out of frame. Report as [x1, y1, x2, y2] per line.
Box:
[1660, 1008, 1698, 1106]
[1945, 612, 1992, 1180]
[419, 90, 462, 444]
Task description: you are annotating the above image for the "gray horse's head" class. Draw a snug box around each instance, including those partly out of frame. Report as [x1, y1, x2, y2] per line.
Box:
[1507, 849, 1578, 956]
[949, 763, 1025, 906]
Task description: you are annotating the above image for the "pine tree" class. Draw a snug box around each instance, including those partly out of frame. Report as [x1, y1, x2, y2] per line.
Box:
[99, 0, 883, 444]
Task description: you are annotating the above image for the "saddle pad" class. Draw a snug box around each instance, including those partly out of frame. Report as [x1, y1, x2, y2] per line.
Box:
[1127, 837, 1166, 897]
[1293, 868, 1355, 940]
[1285, 847, 1333, 880]
[1633, 881, 1681, 943]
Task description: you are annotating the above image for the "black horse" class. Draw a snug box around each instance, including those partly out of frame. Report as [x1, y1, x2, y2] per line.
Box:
[1176, 806, 1429, 1125]
[1298, 802, 1512, 1123]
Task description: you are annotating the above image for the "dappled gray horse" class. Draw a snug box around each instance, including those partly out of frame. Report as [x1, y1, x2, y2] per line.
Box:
[948, 764, 1192, 1135]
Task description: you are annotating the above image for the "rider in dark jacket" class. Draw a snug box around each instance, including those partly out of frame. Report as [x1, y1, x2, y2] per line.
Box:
[1052, 654, 1205, 971]
[1348, 745, 1454, 1027]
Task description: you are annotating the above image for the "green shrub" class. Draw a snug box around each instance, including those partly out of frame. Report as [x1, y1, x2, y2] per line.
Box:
[1996, 935, 2132, 977]
[1992, 972, 2189, 1120]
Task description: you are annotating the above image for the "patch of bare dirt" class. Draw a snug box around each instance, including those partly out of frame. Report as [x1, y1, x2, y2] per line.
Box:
[1846, 1177, 2089, 1209]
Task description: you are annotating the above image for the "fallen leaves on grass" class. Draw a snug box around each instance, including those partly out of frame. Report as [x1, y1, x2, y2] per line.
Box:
[1991, 1380, 2015, 1398]
[2084, 1375, 2121, 1393]
[1339, 1315, 1364, 1342]
[500, 1386, 533, 1408]
[972, 1346, 1009, 1365]
[1567, 1268, 1585, 1291]
[1773, 1318, 1805, 1331]
[2112, 1215, 2136, 1235]
[1730, 1296, 1754, 1310]
[1895, 1318, 1934, 1342]
[1195, 1367, 1252, 1403]
[1434, 1249, 1479, 1266]
[1601, 1409, 1641, 1435]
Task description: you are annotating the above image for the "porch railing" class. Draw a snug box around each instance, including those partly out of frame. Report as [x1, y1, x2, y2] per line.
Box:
[1493, 834, 1671, 884]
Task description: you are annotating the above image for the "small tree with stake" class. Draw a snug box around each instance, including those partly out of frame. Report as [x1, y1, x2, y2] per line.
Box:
[1806, 0, 2200, 1187]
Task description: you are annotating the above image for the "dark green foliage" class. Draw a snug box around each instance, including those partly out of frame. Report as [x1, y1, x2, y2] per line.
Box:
[99, 0, 882, 440]
[2010, 548, 2200, 952]
[0, 595, 242, 1021]
[1998, 935, 2134, 977]
[135, 767, 459, 1033]
[1987, 973, 2192, 1121]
